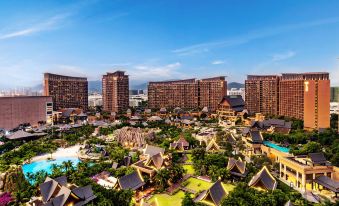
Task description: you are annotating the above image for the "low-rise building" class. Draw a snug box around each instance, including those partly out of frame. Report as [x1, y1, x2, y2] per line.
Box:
[279, 153, 338, 193]
[0, 96, 53, 131]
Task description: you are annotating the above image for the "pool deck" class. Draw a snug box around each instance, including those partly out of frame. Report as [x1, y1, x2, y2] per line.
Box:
[29, 145, 82, 163]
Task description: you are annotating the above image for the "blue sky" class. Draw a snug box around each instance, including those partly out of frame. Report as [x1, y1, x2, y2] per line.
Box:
[0, 0, 339, 88]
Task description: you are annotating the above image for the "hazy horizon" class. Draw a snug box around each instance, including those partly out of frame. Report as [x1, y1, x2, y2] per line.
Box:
[1, 0, 339, 88]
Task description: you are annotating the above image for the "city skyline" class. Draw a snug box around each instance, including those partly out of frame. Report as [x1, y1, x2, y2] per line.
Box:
[1, 0, 339, 88]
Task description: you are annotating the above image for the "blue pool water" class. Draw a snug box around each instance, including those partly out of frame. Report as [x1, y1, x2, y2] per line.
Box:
[263, 141, 290, 153]
[22, 157, 81, 177]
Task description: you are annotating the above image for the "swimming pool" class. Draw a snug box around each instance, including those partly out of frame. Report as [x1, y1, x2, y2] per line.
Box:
[22, 157, 81, 177]
[263, 141, 290, 153]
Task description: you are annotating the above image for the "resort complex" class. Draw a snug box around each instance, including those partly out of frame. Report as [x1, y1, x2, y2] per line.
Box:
[0, 88, 338, 206]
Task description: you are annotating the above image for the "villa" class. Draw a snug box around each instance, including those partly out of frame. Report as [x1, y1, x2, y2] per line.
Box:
[117, 171, 145, 191]
[206, 139, 221, 152]
[249, 119, 292, 134]
[227, 158, 247, 178]
[31, 176, 96, 206]
[242, 130, 264, 157]
[195, 180, 228, 206]
[132, 152, 169, 177]
[248, 166, 277, 191]
[169, 136, 190, 151]
[216, 95, 246, 123]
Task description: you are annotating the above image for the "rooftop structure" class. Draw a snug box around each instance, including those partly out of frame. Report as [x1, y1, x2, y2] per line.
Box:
[169, 136, 190, 151]
[227, 158, 247, 178]
[217, 95, 245, 122]
[117, 171, 145, 191]
[248, 166, 277, 191]
[33, 176, 96, 206]
[198, 180, 227, 206]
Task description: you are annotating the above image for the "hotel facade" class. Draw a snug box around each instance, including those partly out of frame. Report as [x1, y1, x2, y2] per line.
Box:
[245, 72, 330, 130]
[102, 71, 129, 113]
[43, 73, 88, 110]
[0, 96, 53, 130]
[148, 76, 226, 111]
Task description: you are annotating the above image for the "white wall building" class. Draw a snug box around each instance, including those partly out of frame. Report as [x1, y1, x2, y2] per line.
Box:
[227, 88, 245, 100]
[88, 93, 103, 107]
[129, 94, 148, 107]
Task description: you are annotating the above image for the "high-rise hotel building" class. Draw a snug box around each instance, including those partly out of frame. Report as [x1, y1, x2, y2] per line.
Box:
[279, 73, 330, 130]
[44, 73, 88, 110]
[245, 72, 330, 130]
[245, 75, 280, 116]
[148, 76, 226, 111]
[102, 71, 129, 113]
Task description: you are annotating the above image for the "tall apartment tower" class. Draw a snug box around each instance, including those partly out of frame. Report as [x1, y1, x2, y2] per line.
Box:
[44, 73, 88, 110]
[102, 71, 129, 113]
[148, 76, 226, 111]
[279, 73, 330, 130]
[148, 79, 198, 110]
[245, 75, 280, 115]
[198, 77, 227, 111]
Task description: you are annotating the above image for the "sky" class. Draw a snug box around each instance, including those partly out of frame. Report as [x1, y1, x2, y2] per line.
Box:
[0, 0, 339, 88]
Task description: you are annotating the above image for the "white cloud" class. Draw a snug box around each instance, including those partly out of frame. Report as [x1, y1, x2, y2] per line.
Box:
[211, 60, 225, 65]
[0, 13, 71, 40]
[172, 17, 339, 56]
[272, 51, 296, 62]
[127, 62, 183, 80]
[47, 65, 87, 77]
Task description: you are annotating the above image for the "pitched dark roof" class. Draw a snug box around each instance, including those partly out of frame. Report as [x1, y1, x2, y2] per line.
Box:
[203, 180, 227, 206]
[315, 176, 339, 193]
[6, 130, 46, 140]
[144, 145, 165, 156]
[248, 166, 277, 190]
[72, 185, 95, 200]
[39, 176, 96, 206]
[242, 127, 250, 135]
[309, 153, 327, 164]
[54, 176, 67, 186]
[118, 171, 145, 190]
[227, 158, 246, 175]
[219, 95, 245, 112]
[40, 177, 60, 202]
[177, 137, 189, 147]
[249, 131, 263, 143]
[147, 153, 164, 169]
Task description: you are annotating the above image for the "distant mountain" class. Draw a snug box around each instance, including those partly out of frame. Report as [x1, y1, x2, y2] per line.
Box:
[131, 82, 148, 90]
[228, 82, 244, 89]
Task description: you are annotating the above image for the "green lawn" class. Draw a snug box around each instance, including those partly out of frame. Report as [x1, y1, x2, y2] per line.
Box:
[183, 164, 195, 175]
[184, 177, 236, 193]
[185, 178, 213, 192]
[186, 154, 193, 163]
[148, 191, 186, 206]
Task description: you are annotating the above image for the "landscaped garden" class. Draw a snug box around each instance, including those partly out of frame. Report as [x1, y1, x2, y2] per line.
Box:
[147, 190, 186, 206]
[183, 164, 195, 175]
